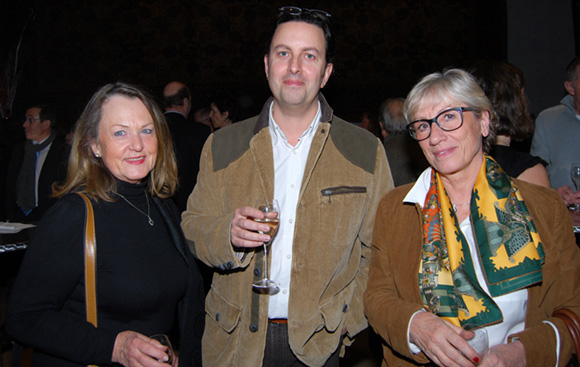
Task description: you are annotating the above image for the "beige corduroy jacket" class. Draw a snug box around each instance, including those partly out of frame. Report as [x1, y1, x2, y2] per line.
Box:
[181, 94, 393, 367]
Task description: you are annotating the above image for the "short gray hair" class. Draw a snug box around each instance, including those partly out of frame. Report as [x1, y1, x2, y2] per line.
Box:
[403, 68, 497, 152]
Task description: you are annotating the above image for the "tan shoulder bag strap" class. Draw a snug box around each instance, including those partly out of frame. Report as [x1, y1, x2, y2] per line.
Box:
[77, 192, 97, 327]
[77, 193, 98, 367]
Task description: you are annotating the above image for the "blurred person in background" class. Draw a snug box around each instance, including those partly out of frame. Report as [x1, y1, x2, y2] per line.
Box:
[380, 97, 429, 186]
[531, 56, 580, 216]
[6, 104, 69, 223]
[472, 61, 549, 187]
[209, 90, 238, 130]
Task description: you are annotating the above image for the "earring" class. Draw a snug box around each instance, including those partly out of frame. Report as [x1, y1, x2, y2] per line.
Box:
[95, 153, 100, 158]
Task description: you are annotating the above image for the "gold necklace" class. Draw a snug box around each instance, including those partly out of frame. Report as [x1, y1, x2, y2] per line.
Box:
[117, 192, 154, 226]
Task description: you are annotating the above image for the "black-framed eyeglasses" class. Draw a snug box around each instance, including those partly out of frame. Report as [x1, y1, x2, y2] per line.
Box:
[407, 107, 476, 141]
[278, 6, 331, 18]
[24, 117, 41, 124]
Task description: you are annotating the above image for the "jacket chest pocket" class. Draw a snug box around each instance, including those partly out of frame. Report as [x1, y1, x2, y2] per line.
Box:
[321, 186, 367, 203]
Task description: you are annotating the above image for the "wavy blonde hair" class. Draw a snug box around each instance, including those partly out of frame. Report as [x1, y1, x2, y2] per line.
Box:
[54, 82, 177, 201]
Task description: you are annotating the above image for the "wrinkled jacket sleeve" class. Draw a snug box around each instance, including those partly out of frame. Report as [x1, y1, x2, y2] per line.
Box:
[181, 135, 253, 270]
[363, 189, 431, 365]
[345, 141, 393, 340]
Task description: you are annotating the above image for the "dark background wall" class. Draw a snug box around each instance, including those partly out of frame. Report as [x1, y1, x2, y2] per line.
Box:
[508, 0, 576, 118]
[1, 0, 508, 128]
[0, 0, 576, 131]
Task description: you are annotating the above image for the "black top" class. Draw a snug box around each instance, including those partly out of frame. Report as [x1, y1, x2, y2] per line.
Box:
[5, 180, 204, 366]
[490, 144, 547, 178]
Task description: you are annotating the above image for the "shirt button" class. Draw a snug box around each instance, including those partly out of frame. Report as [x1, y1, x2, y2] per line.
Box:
[286, 254, 291, 259]
[290, 184, 296, 189]
[282, 289, 288, 294]
[292, 150, 297, 155]
[289, 219, 294, 224]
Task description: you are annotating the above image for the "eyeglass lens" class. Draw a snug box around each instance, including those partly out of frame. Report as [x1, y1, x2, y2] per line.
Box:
[409, 108, 464, 141]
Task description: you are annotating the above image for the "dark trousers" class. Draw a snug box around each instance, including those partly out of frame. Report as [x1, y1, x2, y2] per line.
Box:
[263, 322, 340, 367]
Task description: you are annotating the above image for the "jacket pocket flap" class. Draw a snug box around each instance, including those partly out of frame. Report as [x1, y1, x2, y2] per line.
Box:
[206, 288, 243, 333]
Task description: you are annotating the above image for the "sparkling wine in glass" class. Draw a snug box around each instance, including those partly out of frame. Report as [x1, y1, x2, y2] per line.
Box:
[149, 334, 174, 365]
[252, 199, 280, 293]
[570, 163, 580, 210]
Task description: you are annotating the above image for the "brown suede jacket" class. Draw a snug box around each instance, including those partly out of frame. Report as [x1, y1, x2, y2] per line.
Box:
[181, 94, 393, 366]
[364, 179, 580, 367]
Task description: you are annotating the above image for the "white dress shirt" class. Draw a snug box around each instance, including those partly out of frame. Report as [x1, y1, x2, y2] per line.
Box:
[267, 101, 321, 319]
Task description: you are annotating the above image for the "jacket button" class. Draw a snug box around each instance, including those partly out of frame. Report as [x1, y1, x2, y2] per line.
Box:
[254, 268, 262, 276]
[249, 324, 258, 332]
[219, 264, 226, 271]
[342, 304, 348, 312]
[226, 261, 234, 269]
[216, 313, 221, 321]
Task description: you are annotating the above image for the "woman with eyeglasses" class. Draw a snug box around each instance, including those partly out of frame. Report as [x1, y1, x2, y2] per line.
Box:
[364, 69, 580, 367]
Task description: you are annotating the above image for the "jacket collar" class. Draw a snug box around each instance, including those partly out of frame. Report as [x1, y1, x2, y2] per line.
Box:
[252, 93, 334, 135]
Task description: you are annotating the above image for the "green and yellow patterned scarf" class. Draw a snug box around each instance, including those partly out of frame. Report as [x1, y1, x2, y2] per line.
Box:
[419, 155, 544, 327]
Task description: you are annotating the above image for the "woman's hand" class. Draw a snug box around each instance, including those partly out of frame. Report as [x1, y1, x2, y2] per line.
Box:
[112, 331, 172, 367]
[409, 312, 478, 367]
[478, 341, 525, 367]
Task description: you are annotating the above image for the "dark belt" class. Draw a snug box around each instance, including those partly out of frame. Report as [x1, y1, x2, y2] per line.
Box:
[268, 318, 288, 324]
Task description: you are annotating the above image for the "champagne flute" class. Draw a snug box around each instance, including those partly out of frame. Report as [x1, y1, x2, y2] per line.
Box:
[149, 334, 174, 365]
[461, 324, 488, 364]
[252, 199, 280, 292]
[570, 163, 580, 210]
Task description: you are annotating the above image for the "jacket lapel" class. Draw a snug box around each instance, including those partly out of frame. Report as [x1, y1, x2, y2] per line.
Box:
[299, 122, 331, 200]
[250, 129, 275, 201]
